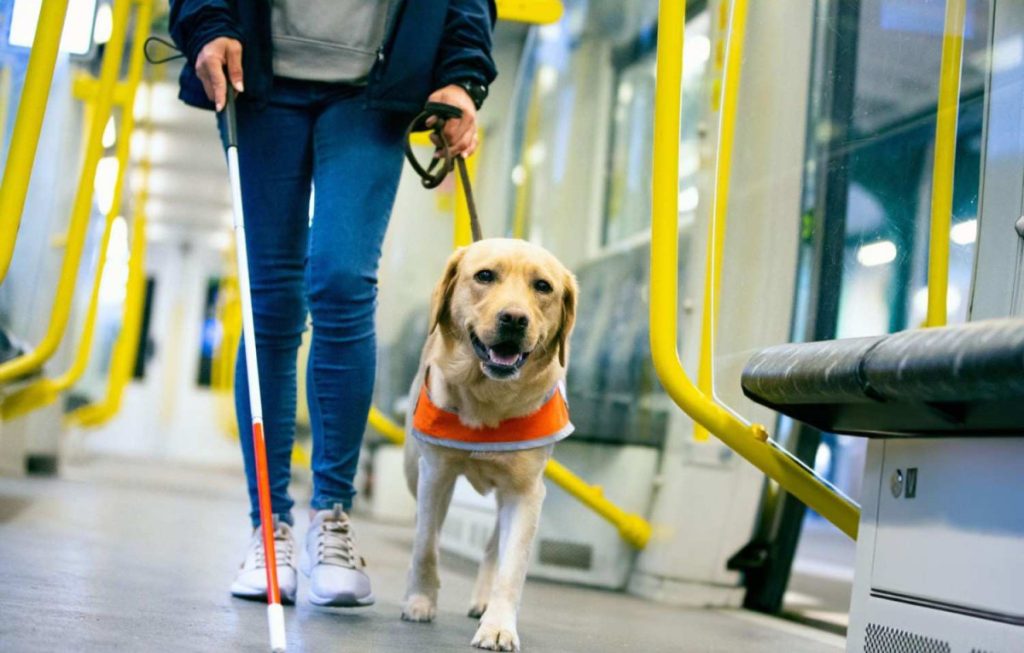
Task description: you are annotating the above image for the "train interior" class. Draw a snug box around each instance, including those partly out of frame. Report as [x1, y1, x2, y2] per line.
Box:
[1, 0, 1022, 651]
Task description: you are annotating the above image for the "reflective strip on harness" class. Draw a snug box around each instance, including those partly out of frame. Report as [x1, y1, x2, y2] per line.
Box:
[412, 376, 574, 452]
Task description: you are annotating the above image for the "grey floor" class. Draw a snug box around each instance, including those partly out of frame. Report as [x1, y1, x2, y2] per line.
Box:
[0, 456, 844, 652]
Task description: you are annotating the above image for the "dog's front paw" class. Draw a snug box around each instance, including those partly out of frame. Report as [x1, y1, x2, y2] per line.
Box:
[467, 602, 487, 619]
[401, 594, 436, 623]
[471, 621, 520, 651]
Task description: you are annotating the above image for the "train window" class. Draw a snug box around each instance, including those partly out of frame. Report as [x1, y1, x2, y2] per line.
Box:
[132, 277, 155, 380]
[196, 278, 221, 387]
[604, 12, 711, 246]
[803, 0, 990, 339]
[795, 0, 991, 507]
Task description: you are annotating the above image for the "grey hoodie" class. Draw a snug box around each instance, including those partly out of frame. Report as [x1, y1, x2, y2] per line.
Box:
[270, 0, 394, 83]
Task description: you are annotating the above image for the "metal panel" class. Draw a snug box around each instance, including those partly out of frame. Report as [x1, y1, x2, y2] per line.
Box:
[871, 438, 1024, 620]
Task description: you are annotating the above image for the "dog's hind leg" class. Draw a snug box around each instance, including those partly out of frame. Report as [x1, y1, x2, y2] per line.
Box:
[401, 455, 458, 623]
[467, 517, 499, 618]
[471, 480, 546, 651]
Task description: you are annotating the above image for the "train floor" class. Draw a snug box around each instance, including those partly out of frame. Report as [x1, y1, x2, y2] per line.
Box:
[0, 455, 844, 652]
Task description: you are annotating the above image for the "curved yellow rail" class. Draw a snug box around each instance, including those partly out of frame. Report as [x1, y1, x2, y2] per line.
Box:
[2, 0, 152, 420]
[67, 192, 148, 427]
[694, 0, 748, 442]
[926, 0, 967, 327]
[650, 0, 859, 540]
[0, 0, 132, 384]
[0, 0, 71, 283]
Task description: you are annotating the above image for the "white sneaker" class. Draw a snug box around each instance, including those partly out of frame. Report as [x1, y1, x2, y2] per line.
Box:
[300, 506, 374, 607]
[230, 521, 298, 605]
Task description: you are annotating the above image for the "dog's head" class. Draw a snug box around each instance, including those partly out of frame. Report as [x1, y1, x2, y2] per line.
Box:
[429, 239, 577, 381]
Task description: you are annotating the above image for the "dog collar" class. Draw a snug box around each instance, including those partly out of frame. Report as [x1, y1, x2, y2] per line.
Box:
[411, 370, 574, 452]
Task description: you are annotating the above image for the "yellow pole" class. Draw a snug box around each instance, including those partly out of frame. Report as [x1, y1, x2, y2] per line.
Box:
[66, 184, 148, 427]
[543, 458, 651, 548]
[2, 0, 152, 420]
[926, 0, 966, 327]
[0, 0, 71, 283]
[0, 0, 132, 384]
[650, 0, 859, 539]
[368, 405, 407, 444]
[496, 0, 564, 24]
[694, 0, 748, 442]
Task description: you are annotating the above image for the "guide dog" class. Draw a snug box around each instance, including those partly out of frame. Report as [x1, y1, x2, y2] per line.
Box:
[402, 238, 577, 651]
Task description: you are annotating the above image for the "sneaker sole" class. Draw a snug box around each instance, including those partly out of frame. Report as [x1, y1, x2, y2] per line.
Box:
[230, 586, 297, 606]
[306, 589, 375, 608]
[299, 549, 375, 608]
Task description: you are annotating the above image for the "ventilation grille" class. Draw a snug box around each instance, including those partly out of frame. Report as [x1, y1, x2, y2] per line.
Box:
[538, 540, 593, 570]
[864, 624, 950, 653]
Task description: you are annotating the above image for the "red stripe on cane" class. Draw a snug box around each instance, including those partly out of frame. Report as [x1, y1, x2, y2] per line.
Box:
[252, 419, 281, 606]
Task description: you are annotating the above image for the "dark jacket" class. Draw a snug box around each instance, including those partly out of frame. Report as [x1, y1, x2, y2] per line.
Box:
[168, 0, 497, 113]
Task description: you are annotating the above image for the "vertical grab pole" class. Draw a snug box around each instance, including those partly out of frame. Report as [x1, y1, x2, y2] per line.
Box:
[694, 0, 748, 441]
[0, 0, 71, 283]
[224, 89, 287, 653]
[925, 0, 967, 327]
[650, 0, 859, 539]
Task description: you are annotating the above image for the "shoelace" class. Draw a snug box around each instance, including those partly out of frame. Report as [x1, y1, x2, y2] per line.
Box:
[252, 529, 295, 568]
[316, 513, 360, 569]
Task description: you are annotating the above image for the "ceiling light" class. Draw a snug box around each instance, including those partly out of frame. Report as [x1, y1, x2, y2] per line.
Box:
[951, 219, 977, 245]
[856, 240, 897, 267]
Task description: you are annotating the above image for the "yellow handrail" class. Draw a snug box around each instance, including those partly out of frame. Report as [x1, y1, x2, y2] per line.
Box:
[926, 0, 966, 327]
[0, 0, 71, 283]
[2, 0, 152, 420]
[650, 0, 859, 539]
[694, 0, 748, 442]
[496, 0, 563, 25]
[0, 0, 132, 384]
[66, 183, 148, 427]
[368, 405, 406, 443]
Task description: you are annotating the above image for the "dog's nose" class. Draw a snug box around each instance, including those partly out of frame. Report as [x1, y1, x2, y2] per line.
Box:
[497, 311, 529, 331]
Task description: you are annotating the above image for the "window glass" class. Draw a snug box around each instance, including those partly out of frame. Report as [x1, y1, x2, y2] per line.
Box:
[604, 13, 711, 245]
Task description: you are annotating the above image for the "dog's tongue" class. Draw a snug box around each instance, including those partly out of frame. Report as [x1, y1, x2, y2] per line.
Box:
[488, 348, 520, 366]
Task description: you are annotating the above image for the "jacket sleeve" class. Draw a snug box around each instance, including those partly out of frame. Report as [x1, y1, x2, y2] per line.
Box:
[168, 0, 243, 65]
[434, 0, 498, 89]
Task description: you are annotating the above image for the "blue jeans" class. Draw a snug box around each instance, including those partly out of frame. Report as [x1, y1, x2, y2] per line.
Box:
[220, 78, 407, 527]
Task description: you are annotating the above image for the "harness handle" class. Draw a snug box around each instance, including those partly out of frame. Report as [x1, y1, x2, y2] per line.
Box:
[403, 102, 483, 243]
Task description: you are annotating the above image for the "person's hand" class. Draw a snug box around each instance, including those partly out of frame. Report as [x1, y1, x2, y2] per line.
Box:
[426, 84, 479, 158]
[196, 37, 243, 112]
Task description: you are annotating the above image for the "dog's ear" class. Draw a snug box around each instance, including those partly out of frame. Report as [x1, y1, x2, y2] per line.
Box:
[429, 248, 467, 335]
[555, 271, 578, 368]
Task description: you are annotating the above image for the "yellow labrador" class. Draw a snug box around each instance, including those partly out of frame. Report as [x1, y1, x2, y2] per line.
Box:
[401, 238, 578, 651]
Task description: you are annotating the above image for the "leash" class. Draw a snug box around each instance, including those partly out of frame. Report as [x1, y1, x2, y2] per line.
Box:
[403, 102, 483, 242]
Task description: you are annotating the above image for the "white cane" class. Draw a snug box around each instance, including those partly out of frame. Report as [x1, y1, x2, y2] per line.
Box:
[223, 86, 287, 653]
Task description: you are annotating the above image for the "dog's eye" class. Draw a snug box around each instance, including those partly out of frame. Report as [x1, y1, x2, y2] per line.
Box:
[533, 279, 553, 294]
[474, 269, 495, 284]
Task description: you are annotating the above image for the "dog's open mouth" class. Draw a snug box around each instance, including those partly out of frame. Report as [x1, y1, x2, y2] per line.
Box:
[470, 329, 530, 376]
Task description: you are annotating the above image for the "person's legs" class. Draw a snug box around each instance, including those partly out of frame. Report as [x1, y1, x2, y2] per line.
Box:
[305, 90, 407, 513]
[222, 83, 315, 529]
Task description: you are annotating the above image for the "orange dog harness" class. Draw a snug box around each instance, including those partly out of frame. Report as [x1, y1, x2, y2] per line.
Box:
[412, 371, 574, 452]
